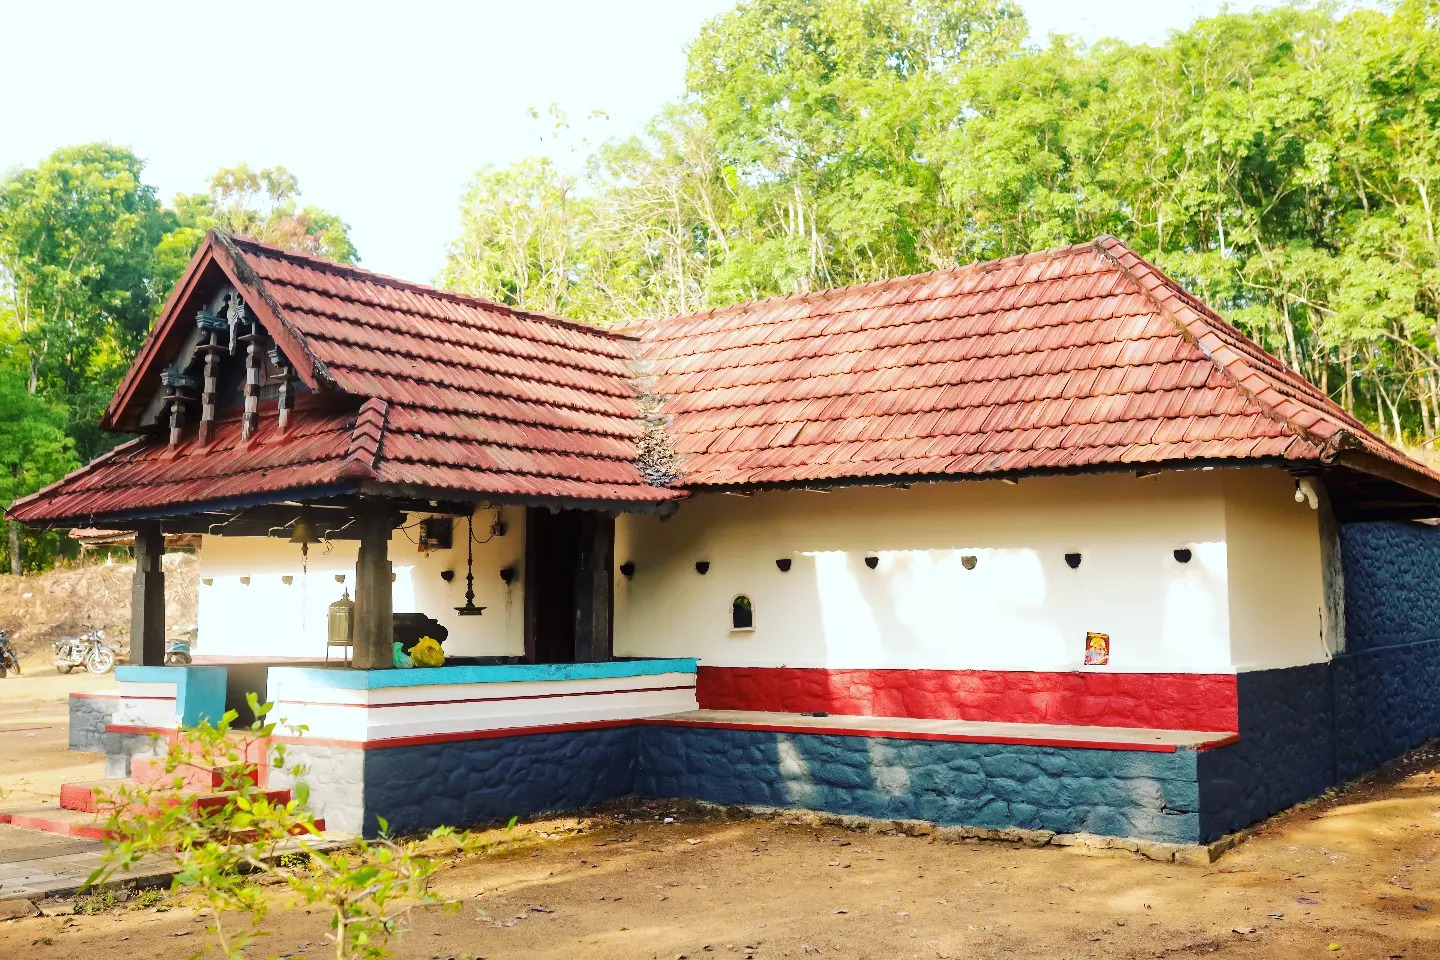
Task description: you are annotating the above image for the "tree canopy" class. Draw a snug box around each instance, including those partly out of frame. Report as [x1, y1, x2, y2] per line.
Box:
[0, 147, 356, 568]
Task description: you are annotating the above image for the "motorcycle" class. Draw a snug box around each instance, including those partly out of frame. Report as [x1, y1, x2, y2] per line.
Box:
[53, 627, 116, 675]
[165, 625, 197, 665]
[0, 630, 19, 678]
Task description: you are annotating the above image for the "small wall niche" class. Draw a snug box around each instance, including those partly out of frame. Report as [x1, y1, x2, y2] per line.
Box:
[731, 595, 755, 632]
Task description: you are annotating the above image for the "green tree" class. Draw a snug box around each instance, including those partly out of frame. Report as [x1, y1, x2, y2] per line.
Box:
[0, 143, 178, 457]
[686, 0, 1027, 297]
[440, 157, 590, 317]
[0, 353, 77, 573]
[175, 164, 359, 263]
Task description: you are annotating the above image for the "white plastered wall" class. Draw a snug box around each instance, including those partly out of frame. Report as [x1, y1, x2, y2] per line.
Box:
[615, 467, 1328, 674]
[194, 506, 526, 660]
[1222, 469, 1328, 670]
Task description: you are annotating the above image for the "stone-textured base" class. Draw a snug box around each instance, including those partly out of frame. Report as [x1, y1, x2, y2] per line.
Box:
[285, 726, 642, 838]
[364, 726, 639, 837]
[636, 724, 1205, 844]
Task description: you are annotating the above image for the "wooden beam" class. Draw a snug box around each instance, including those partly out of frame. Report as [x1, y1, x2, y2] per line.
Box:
[352, 499, 394, 670]
[572, 512, 615, 664]
[130, 523, 166, 666]
[1334, 450, 1440, 503]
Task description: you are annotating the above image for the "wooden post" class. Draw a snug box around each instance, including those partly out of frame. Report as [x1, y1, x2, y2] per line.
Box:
[572, 512, 615, 663]
[352, 500, 394, 670]
[130, 523, 166, 666]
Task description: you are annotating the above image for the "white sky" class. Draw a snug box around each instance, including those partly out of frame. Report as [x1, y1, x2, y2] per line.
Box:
[1, 0, 1276, 282]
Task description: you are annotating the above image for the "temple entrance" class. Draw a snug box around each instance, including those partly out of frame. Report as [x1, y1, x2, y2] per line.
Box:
[525, 508, 584, 663]
[524, 507, 615, 664]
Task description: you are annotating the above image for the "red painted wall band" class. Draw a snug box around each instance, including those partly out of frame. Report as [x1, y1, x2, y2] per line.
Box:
[272, 717, 1236, 753]
[696, 666, 1240, 733]
[274, 717, 641, 751]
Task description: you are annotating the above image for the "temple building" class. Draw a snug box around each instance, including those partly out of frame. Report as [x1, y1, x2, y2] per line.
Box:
[7, 231, 1440, 849]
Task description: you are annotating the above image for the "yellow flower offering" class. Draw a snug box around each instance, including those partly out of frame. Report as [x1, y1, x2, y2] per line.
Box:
[410, 636, 445, 668]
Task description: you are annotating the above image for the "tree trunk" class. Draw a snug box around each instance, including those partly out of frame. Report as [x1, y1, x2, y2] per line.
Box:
[8, 521, 20, 576]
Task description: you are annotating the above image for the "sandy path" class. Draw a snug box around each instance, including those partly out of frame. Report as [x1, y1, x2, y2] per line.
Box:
[0, 671, 111, 802]
[0, 671, 1435, 958]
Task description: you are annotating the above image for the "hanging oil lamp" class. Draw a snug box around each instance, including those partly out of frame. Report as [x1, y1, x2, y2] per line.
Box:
[455, 513, 486, 616]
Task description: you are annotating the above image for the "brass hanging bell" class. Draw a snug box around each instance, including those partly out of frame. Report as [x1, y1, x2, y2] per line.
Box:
[289, 507, 321, 545]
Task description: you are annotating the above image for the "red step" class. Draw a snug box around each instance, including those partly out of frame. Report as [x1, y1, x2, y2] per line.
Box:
[2, 801, 326, 841]
[130, 757, 261, 790]
[0, 802, 113, 840]
[59, 780, 292, 815]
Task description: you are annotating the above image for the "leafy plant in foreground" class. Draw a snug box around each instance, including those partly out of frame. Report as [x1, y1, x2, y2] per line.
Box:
[87, 695, 482, 960]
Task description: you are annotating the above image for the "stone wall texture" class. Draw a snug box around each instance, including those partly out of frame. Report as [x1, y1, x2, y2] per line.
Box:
[636, 725, 1204, 844]
[362, 726, 640, 837]
[1342, 521, 1440, 652]
[1193, 522, 1440, 839]
[68, 696, 118, 753]
[273, 743, 368, 836]
[1196, 665, 1335, 841]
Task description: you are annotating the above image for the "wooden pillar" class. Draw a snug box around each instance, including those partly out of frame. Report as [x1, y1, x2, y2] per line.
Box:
[352, 500, 394, 670]
[572, 512, 615, 663]
[130, 523, 166, 666]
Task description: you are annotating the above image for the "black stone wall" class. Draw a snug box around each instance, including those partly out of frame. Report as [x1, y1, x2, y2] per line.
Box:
[637, 725, 1204, 843]
[1196, 665, 1335, 841]
[361, 725, 640, 837]
[1194, 521, 1440, 840]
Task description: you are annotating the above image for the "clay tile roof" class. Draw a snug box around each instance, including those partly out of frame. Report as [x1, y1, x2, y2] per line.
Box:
[12, 232, 1440, 527]
[640, 237, 1440, 492]
[10, 232, 677, 526]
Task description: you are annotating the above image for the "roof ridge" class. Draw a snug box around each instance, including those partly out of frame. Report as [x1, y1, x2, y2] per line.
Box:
[341, 398, 389, 480]
[642, 241, 1099, 330]
[220, 231, 639, 343]
[1091, 236, 1351, 457]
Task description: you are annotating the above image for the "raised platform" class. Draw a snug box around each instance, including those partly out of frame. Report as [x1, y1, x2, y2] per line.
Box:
[648, 709, 1237, 753]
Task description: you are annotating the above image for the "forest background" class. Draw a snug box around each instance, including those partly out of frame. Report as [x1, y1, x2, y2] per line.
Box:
[2, 0, 1436, 570]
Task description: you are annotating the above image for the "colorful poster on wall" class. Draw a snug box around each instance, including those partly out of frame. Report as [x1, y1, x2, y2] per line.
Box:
[1084, 631, 1110, 666]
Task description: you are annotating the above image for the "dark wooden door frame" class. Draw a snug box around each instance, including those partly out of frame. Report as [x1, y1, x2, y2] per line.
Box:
[523, 507, 615, 664]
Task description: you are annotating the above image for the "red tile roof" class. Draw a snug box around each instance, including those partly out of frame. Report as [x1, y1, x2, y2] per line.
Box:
[11, 232, 677, 525]
[11, 232, 1440, 526]
[639, 236, 1430, 489]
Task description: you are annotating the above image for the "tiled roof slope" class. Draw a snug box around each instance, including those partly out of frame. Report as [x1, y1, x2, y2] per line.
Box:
[639, 236, 1427, 488]
[11, 233, 677, 525]
[12, 409, 363, 522]
[12, 232, 1440, 526]
[218, 235, 673, 503]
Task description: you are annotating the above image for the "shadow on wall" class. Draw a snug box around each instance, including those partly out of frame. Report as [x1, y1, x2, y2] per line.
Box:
[618, 478, 1234, 675]
[1198, 521, 1440, 839]
[637, 725, 1205, 845]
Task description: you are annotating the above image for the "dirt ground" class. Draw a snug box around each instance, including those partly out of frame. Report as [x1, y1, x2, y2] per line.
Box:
[0, 554, 197, 659]
[0, 672, 108, 803]
[0, 672, 1437, 959]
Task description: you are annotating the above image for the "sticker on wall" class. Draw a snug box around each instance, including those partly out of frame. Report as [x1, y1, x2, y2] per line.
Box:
[1084, 631, 1110, 666]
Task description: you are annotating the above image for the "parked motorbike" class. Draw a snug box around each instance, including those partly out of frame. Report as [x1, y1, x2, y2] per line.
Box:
[0, 630, 20, 678]
[53, 627, 116, 675]
[165, 625, 197, 665]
